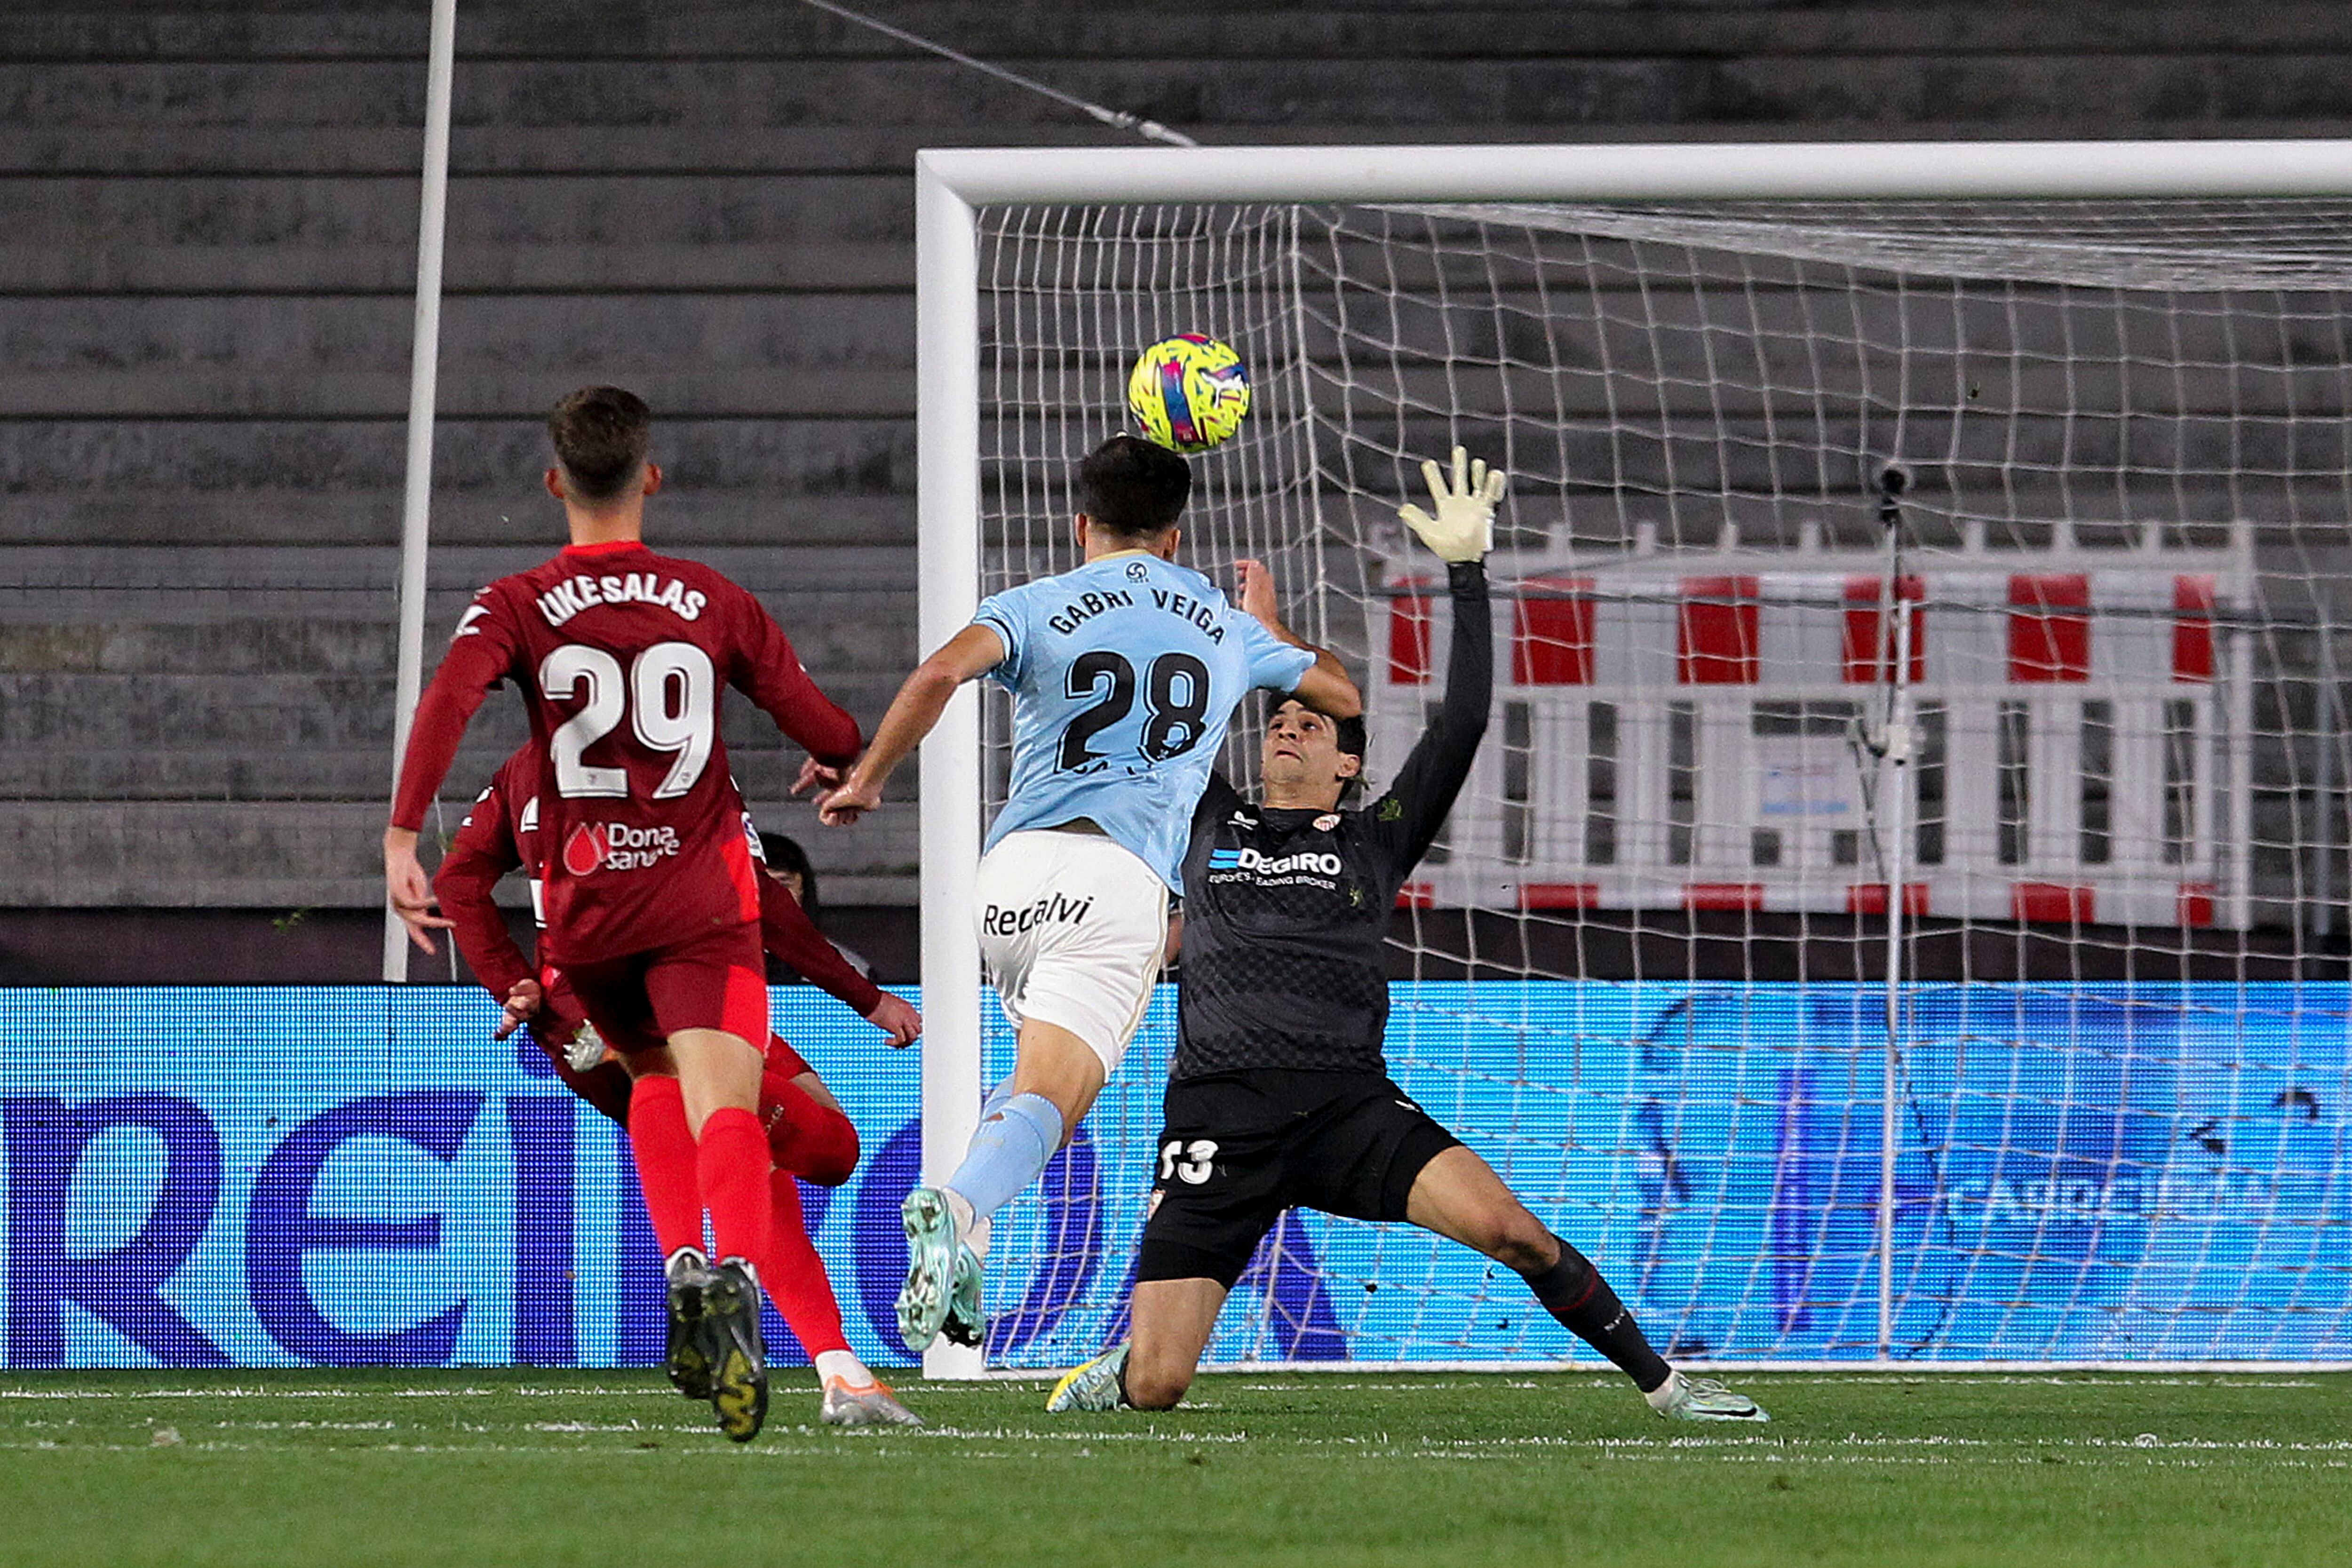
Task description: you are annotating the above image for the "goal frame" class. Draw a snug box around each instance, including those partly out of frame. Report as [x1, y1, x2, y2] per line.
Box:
[913, 139, 2352, 1379]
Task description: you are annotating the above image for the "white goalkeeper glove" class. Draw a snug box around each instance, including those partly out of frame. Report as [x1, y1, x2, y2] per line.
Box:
[564, 1019, 607, 1075]
[1397, 446, 1506, 564]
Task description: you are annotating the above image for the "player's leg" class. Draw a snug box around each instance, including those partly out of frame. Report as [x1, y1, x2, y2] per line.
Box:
[942, 1017, 1104, 1248]
[667, 1026, 769, 1258]
[902, 832, 1166, 1352]
[564, 974, 721, 1403]
[1049, 1075, 1280, 1414]
[760, 1040, 859, 1188]
[645, 926, 779, 1442]
[902, 1019, 1107, 1351]
[564, 969, 695, 1258]
[747, 1040, 914, 1425]
[760, 1168, 921, 1427]
[604, 1042, 700, 1271]
[1403, 1144, 1767, 1423]
[1048, 1278, 1225, 1413]
[1121, 1279, 1227, 1409]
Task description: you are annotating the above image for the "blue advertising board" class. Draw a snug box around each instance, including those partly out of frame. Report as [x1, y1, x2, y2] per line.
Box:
[2, 983, 2345, 1369]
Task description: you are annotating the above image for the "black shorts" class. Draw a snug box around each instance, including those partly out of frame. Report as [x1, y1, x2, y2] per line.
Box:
[1136, 1068, 1461, 1289]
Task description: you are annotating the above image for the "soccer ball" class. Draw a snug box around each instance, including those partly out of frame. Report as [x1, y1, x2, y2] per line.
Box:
[1127, 334, 1251, 453]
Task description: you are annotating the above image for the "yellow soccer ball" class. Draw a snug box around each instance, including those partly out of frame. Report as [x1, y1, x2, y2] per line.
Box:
[1127, 334, 1251, 453]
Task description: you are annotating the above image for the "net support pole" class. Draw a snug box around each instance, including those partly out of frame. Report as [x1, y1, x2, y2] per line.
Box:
[914, 154, 986, 1379]
[382, 0, 459, 982]
[2229, 620, 2257, 933]
[1873, 472, 1915, 1364]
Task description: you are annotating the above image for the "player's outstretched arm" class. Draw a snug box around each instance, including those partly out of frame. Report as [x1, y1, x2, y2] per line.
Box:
[1378, 447, 1504, 864]
[817, 623, 1006, 826]
[1233, 558, 1361, 718]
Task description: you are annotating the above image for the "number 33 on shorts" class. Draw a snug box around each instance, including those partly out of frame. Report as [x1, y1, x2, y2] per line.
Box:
[1158, 1138, 1218, 1185]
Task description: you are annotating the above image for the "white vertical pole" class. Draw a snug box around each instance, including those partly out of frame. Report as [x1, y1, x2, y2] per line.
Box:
[383, 0, 460, 982]
[1876, 595, 1914, 1363]
[1873, 474, 1915, 1364]
[2228, 523, 2257, 931]
[915, 154, 986, 1379]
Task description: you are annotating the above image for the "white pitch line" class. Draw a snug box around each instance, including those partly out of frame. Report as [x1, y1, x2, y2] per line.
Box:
[0, 1387, 506, 1401]
[0, 1385, 702, 1402]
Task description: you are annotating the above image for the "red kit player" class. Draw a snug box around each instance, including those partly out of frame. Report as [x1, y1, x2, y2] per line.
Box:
[432, 743, 923, 1425]
[386, 387, 862, 1441]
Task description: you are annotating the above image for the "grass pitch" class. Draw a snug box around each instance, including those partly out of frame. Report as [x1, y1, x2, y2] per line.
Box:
[1, 1369, 2345, 1567]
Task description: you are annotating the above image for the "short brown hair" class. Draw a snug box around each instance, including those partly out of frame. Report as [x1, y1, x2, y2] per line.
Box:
[1080, 434, 1192, 543]
[548, 386, 651, 501]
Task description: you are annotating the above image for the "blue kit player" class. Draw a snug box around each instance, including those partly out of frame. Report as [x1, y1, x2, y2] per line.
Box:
[818, 434, 1360, 1350]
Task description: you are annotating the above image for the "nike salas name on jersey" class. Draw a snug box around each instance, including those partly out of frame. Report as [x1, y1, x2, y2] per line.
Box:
[531, 570, 709, 628]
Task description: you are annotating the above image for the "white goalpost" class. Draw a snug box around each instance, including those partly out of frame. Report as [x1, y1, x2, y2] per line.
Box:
[916, 141, 2352, 1378]
[383, 0, 459, 983]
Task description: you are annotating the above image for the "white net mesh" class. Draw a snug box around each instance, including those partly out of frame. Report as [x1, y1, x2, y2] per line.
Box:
[964, 198, 2352, 1367]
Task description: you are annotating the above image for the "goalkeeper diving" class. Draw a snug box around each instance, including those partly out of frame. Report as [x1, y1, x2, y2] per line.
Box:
[1049, 450, 1766, 1423]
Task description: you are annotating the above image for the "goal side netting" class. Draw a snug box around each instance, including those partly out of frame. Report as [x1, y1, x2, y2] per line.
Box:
[936, 171, 2352, 1370]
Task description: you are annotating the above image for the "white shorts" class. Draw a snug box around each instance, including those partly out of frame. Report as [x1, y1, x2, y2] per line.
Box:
[975, 829, 1170, 1075]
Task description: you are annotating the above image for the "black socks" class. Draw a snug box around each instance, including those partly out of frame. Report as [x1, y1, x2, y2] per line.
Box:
[1522, 1236, 1672, 1394]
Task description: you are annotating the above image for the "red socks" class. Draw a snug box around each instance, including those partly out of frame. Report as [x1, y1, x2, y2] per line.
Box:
[630, 1075, 802, 1283]
[695, 1105, 774, 1272]
[759, 1071, 860, 1187]
[763, 1170, 850, 1360]
[626, 1074, 702, 1261]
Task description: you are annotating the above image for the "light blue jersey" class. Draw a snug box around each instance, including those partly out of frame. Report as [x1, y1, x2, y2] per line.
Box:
[975, 552, 1315, 893]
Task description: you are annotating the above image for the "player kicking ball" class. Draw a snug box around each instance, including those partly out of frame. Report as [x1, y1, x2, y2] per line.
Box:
[1047, 450, 1766, 1424]
[387, 387, 864, 1441]
[818, 434, 1359, 1352]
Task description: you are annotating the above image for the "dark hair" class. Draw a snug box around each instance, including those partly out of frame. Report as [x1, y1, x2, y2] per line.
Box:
[1320, 707, 1368, 805]
[758, 832, 821, 921]
[1080, 434, 1192, 542]
[548, 385, 651, 502]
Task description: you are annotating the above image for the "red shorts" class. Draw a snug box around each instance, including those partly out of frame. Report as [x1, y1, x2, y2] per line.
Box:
[562, 922, 769, 1053]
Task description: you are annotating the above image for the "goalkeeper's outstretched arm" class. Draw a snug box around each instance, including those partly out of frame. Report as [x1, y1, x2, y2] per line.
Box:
[1375, 446, 1501, 867]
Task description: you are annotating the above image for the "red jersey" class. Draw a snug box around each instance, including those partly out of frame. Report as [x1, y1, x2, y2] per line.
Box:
[393, 540, 861, 966]
[434, 745, 885, 1020]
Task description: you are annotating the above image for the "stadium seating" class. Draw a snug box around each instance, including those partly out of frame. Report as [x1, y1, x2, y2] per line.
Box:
[2, 1, 2346, 975]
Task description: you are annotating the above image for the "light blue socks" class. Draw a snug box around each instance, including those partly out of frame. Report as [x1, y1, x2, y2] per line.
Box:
[944, 1089, 1065, 1255]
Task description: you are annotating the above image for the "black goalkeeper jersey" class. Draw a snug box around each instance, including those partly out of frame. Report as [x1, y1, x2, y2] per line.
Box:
[1172, 559, 1491, 1079]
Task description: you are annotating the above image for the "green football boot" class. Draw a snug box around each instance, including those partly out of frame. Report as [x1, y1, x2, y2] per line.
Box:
[1649, 1371, 1768, 1423]
[896, 1186, 959, 1353]
[1045, 1342, 1132, 1414]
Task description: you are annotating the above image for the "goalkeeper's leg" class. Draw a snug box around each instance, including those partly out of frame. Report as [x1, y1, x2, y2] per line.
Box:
[1405, 1147, 1767, 1422]
[1049, 1097, 1282, 1416]
[1047, 1278, 1226, 1413]
[1121, 1279, 1227, 1410]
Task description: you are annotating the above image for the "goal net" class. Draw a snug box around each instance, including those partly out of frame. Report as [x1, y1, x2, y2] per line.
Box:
[931, 152, 2352, 1370]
